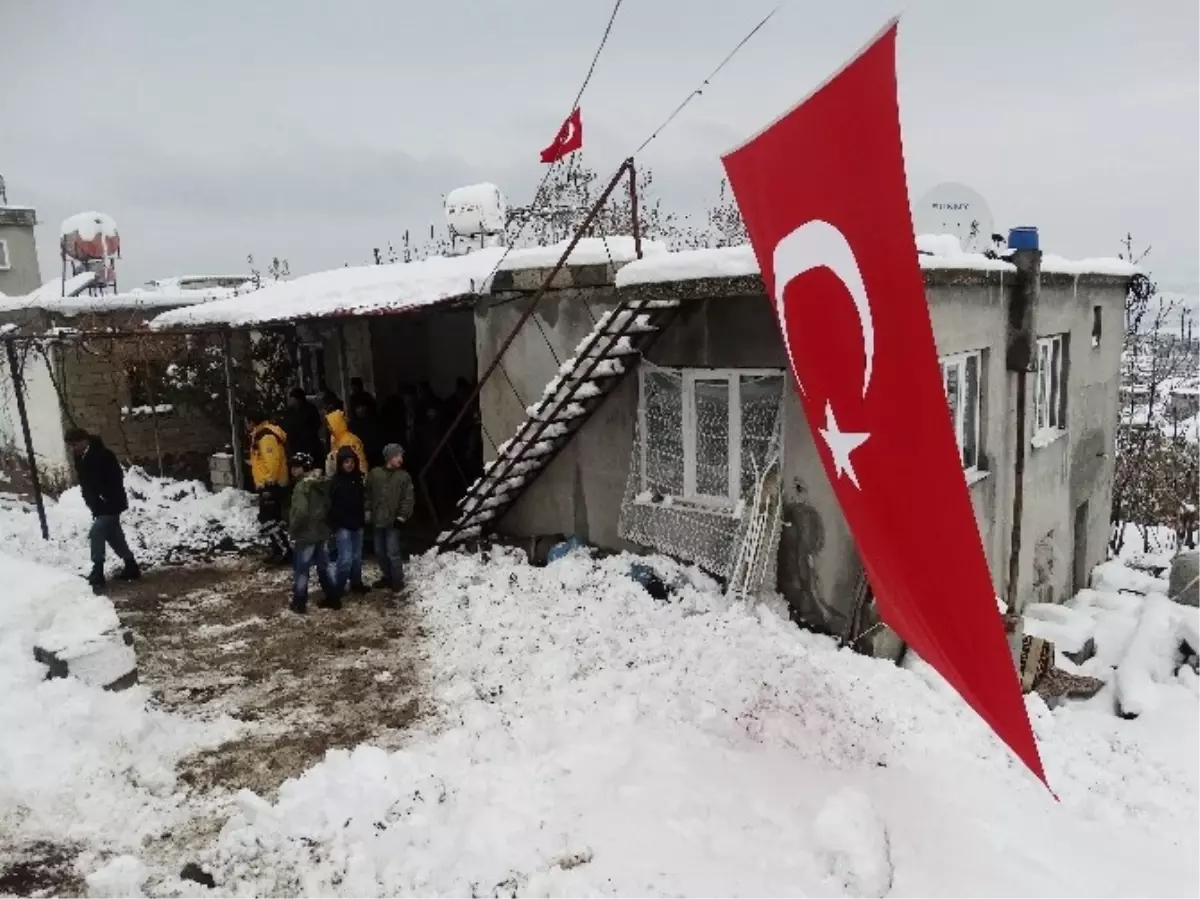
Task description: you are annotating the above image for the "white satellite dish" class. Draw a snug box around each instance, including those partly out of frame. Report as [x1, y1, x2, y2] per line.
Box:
[913, 182, 995, 254]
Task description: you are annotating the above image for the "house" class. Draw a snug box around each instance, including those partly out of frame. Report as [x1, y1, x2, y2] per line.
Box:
[0, 229, 246, 487]
[149, 237, 667, 518]
[450, 235, 1135, 642]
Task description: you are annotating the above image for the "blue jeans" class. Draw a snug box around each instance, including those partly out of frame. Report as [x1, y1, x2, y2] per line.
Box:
[292, 541, 336, 607]
[89, 515, 134, 568]
[374, 526, 405, 587]
[333, 528, 364, 592]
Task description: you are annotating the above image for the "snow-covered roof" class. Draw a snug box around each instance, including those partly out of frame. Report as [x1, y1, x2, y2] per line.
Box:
[0, 271, 228, 318]
[498, 236, 667, 272]
[615, 234, 1138, 288]
[150, 238, 668, 331]
[151, 248, 509, 330]
[0, 271, 97, 313]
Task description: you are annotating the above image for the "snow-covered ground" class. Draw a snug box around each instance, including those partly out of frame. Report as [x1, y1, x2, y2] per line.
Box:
[202, 549, 1198, 897]
[1, 471, 1196, 896]
[0, 466, 258, 575]
[0, 552, 242, 875]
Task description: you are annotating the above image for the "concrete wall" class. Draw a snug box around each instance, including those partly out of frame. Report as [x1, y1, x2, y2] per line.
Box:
[477, 262, 1129, 634]
[0, 207, 41, 297]
[1015, 273, 1127, 606]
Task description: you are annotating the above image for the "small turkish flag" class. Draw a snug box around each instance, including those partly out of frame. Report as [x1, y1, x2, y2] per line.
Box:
[722, 21, 1047, 787]
[540, 108, 583, 164]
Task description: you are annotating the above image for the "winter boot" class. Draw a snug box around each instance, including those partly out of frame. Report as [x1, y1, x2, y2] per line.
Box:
[289, 599, 308, 615]
[351, 582, 371, 595]
[118, 559, 141, 581]
[86, 566, 105, 589]
[371, 577, 392, 590]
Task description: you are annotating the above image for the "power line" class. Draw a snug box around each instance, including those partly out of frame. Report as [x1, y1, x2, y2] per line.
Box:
[482, 0, 627, 285]
[633, 4, 781, 155]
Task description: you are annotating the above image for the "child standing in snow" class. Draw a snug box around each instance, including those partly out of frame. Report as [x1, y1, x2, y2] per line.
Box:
[287, 452, 340, 614]
[329, 445, 370, 596]
[365, 443, 415, 590]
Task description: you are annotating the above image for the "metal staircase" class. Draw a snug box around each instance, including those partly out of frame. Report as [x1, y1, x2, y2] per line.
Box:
[435, 294, 680, 549]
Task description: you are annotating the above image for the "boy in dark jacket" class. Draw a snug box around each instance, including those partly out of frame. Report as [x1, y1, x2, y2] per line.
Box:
[287, 452, 339, 613]
[329, 445, 369, 596]
[65, 427, 140, 588]
[365, 443, 415, 590]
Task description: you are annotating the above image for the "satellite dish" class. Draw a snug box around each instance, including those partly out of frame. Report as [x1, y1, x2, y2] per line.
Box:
[913, 183, 994, 254]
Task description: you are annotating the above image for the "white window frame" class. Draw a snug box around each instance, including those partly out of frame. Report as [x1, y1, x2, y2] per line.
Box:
[940, 350, 983, 475]
[0, 238, 10, 271]
[638, 367, 784, 511]
[1033, 334, 1067, 439]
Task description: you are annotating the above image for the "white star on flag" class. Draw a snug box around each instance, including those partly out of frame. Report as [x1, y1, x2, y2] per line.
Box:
[818, 401, 869, 488]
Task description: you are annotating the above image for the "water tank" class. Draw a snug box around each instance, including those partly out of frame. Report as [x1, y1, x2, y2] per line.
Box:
[444, 183, 507, 239]
[61, 211, 121, 262]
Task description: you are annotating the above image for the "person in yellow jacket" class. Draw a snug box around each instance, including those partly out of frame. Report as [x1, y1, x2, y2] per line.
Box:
[324, 407, 369, 475]
[245, 409, 292, 564]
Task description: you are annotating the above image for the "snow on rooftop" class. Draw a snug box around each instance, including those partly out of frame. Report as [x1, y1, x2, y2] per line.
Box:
[499, 236, 668, 272]
[0, 271, 97, 313]
[616, 234, 1139, 288]
[151, 248, 509, 330]
[0, 272, 231, 318]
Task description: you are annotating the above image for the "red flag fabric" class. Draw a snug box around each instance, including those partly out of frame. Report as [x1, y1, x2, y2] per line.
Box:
[540, 108, 583, 164]
[721, 21, 1047, 786]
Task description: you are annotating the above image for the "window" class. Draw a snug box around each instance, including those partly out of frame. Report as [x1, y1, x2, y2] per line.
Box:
[1092, 306, 1102, 348]
[940, 350, 983, 473]
[638, 368, 785, 509]
[1033, 334, 1068, 436]
[0, 239, 10, 271]
[297, 343, 327, 396]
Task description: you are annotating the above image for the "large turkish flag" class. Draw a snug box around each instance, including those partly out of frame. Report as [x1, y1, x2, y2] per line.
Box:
[721, 21, 1046, 786]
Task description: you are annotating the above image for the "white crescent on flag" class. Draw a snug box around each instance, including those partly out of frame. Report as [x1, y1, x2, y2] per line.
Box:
[772, 219, 874, 487]
[772, 219, 875, 398]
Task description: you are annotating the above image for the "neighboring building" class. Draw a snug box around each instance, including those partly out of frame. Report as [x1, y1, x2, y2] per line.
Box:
[0, 273, 238, 488]
[0, 204, 41, 298]
[461, 237, 1135, 636]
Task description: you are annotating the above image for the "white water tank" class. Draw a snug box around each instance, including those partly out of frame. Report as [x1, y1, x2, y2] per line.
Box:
[445, 183, 507, 241]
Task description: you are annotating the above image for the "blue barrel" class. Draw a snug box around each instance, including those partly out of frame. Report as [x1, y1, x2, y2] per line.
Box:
[1008, 226, 1039, 251]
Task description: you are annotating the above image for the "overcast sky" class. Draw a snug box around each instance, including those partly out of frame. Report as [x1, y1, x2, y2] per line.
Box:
[1, 1, 1196, 293]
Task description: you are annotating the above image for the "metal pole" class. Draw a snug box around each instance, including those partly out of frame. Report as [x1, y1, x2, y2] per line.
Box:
[221, 330, 246, 490]
[627, 157, 642, 260]
[336, 322, 351, 403]
[4, 338, 50, 540]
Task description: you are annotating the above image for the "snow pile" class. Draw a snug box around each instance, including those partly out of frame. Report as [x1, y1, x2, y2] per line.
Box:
[0, 466, 259, 573]
[86, 855, 149, 898]
[204, 550, 1197, 896]
[151, 249, 509, 330]
[615, 234, 1140, 288]
[1113, 593, 1192, 717]
[0, 552, 239, 854]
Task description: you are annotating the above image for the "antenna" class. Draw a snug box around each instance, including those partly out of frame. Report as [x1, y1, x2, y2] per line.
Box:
[913, 183, 995, 254]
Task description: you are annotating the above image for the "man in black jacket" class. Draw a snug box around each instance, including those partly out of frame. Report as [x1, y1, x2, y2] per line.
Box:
[65, 427, 140, 588]
[281, 387, 322, 461]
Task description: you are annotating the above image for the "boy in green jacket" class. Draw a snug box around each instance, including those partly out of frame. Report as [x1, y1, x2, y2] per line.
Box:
[365, 443, 415, 590]
[287, 452, 341, 613]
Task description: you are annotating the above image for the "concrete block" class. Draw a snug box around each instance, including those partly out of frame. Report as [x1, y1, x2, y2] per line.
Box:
[1169, 551, 1199, 606]
[34, 630, 138, 691]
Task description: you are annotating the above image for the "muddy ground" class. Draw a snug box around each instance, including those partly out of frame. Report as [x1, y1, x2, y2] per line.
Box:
[0, 555, 427, 896]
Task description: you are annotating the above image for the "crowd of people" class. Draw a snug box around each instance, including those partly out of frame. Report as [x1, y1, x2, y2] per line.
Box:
[61, 377, 479, 613]
[247, 377, 481, 614]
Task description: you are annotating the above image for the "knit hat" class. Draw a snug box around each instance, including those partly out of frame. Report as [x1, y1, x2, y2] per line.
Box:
[289, 451, 315, 470]
[382, 443, 404, 463]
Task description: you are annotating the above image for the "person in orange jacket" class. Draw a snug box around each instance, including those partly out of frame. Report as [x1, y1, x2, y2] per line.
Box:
[323, 407, 368, 475]
[245, 409, 291, 564]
